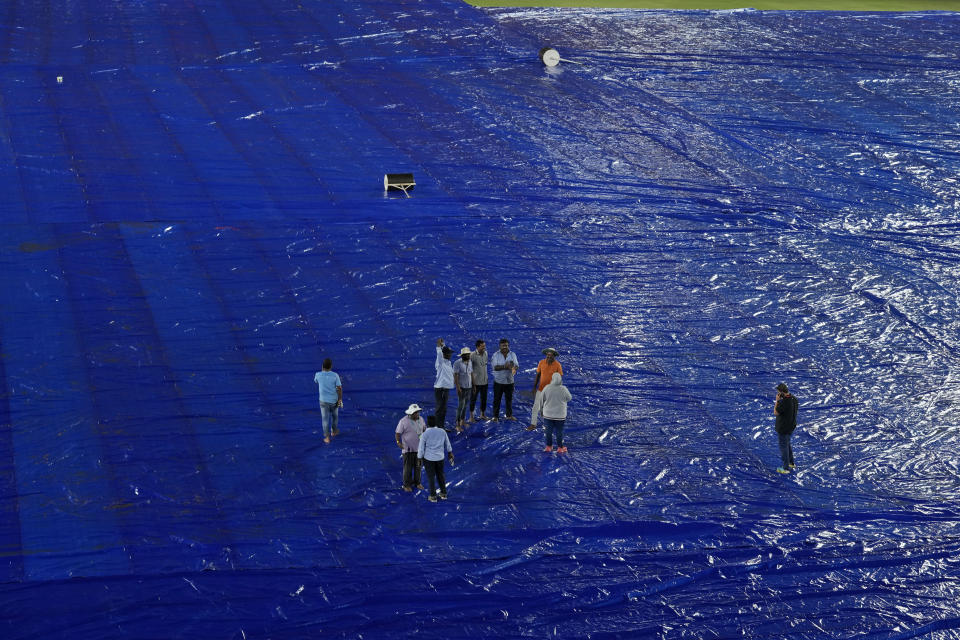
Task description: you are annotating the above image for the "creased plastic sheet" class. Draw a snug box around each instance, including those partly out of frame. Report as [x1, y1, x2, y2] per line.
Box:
[2, 0, 960, 638]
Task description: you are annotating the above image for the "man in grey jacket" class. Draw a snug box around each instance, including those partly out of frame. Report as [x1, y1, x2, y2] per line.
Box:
[540, 372, 572, 453]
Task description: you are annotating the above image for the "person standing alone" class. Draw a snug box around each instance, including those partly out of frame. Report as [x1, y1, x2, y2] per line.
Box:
[774, 383, 799, 474]
[314, 358, 343, 444]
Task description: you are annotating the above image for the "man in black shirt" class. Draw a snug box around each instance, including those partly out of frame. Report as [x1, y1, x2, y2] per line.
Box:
[774, 383, 799, 474]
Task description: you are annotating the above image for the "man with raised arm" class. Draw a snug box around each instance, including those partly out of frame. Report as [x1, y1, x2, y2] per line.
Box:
[434, 338, 455, 430]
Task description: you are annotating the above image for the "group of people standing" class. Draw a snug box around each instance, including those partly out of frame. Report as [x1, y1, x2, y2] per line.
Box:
[399, 337, 573, 499]
[432, 337, 572, 448]
[312, 339, 574, 502]
[432, 337, 524, 430]
[395, 406, 455, 501]
[315, 343, 801, 502]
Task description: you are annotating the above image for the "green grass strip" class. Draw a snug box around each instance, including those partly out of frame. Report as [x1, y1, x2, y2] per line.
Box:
[466, 0, 960, 10]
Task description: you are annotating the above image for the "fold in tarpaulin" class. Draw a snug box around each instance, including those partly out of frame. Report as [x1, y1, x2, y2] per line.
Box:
[2, 0, 960, 638]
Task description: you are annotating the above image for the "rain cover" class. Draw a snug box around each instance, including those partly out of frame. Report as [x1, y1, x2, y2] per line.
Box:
[1, 0, 960, 637]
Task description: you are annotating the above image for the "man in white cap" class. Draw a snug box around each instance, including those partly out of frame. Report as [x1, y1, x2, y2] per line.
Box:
[395, 404, 426, 492]
[528, 347, 563, 431]
[452, 346, 473, 432]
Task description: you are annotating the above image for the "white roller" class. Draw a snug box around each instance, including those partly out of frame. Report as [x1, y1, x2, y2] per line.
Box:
[539, 47, 561, 67]
[539, 46, 580, 67]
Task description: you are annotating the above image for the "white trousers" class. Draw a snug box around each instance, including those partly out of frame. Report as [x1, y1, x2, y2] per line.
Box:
[530, 389, 543, 426]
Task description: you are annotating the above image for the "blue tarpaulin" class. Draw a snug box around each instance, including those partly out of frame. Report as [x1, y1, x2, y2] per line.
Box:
[2, 0, 960, 637]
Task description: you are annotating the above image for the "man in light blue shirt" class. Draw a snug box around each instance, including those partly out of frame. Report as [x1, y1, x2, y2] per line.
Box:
[491, 338, 519, 421]
[313, 358, 342, 443]
[418, 416, 454, 502]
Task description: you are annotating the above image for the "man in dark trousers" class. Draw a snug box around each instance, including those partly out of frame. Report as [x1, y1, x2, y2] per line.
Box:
[491, 338, 518, 421]
[774, 383, 799, 474]
[395, 404, 426, 492]
[469, 339, 489, 422]
[434, 338, 455, 430]
[418, 415, 454, 502]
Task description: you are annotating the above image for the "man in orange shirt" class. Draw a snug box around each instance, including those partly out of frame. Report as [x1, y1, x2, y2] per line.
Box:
[527, 347, 563, 431]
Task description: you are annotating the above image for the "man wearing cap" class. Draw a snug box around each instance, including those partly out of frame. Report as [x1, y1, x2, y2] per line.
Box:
[469, 339, 489, 422]
[395, 404, 427, 492]
[491, 338, 519, 421]
[418, 415, 455, 502]
[453, 347, 473, 432]
[434, 338, 455, 430]
[773, 383, 799, 474]
[528, 347, 563, 431]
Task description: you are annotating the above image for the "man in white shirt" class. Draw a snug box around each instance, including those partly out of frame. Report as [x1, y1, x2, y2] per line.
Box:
[434, 338, 455, 430]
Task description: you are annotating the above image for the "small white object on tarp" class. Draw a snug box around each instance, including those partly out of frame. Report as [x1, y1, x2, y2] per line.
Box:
[384, 173, 415, 197]
[539, 46, 579, 67]
[539, 47, 561, 67]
